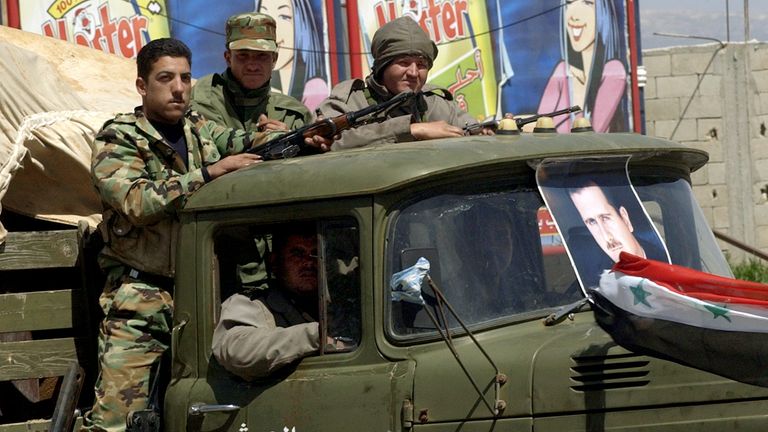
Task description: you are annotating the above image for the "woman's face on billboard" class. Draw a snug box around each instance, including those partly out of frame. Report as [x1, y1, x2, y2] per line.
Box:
[565, 0, 596, 53]
[259, 0, 295, 70]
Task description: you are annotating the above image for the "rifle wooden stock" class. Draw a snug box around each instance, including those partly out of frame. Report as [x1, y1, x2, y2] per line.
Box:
[299, 116, 354, 142]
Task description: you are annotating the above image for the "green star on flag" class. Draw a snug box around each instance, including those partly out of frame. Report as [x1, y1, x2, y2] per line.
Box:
[704, 304, 732, 322]
[630, 279, 653, 307]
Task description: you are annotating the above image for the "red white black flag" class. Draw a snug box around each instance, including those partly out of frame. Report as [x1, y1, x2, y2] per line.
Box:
[591, 252, 768, 387]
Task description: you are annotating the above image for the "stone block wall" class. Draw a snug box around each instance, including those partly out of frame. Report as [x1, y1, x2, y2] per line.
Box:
[643, 42, 768, 261]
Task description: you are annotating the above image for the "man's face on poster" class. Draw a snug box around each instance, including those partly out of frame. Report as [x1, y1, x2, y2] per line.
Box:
[570, 185, 644, 263]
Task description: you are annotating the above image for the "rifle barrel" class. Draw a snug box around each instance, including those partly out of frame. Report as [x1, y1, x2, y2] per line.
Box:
[250, 90, 414, 160]
[463, 119, 498, 133]
[516, 105, 581, 128]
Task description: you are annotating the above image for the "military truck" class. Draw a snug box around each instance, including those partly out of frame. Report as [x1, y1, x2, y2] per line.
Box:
[3, 129, 768, 431]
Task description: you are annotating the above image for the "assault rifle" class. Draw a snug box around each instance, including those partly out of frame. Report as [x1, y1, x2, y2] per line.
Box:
[462, 105, 582, 134]
[250, 90, 415, 160]
[515, 105, 581, 130]
[463, 118, 500, 135]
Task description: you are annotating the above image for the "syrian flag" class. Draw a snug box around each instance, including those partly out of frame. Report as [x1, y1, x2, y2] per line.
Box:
[590, 252, 768, 387]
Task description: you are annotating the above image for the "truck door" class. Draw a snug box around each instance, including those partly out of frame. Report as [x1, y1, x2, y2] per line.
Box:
[175, 207, 415, 432]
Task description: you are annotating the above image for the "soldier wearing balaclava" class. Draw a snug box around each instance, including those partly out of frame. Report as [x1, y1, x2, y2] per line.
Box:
[318, 16, 492, 150]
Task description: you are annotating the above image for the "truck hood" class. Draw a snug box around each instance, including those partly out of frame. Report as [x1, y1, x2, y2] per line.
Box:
[409, 311, 768, 423]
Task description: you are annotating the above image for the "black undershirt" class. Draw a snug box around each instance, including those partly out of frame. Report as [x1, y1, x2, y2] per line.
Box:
[150, 119, 188, 169]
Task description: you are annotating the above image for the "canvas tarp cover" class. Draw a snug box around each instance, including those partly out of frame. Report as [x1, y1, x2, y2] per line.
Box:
[0, 25, 139, 244]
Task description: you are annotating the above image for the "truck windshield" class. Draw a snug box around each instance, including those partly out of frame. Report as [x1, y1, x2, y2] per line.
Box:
[387, 173, 730, 338]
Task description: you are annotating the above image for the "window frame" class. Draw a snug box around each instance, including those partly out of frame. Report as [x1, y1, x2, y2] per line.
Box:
[383, 176, 563, 344]
[195, 198, 372, 368]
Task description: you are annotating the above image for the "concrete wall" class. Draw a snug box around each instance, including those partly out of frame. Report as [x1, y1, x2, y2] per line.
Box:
[643, 42, 768, 261]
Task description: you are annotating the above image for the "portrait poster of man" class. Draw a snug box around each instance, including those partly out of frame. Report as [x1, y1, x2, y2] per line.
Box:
[536, 156, 670, 292]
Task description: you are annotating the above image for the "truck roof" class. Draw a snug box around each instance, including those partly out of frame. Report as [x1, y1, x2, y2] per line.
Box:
[183, 132, 708, 212]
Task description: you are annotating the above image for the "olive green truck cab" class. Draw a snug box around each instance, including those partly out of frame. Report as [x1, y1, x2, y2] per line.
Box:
[3, 131, 768, 431]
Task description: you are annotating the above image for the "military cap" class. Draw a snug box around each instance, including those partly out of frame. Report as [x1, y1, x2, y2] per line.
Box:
[226, 13, 278, 52]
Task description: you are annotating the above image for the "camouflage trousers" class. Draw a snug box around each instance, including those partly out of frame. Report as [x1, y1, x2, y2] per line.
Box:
[81, 266, 173, 432]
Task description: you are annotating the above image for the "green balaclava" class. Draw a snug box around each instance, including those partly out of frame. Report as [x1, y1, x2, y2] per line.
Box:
[370, 16, 438, 79]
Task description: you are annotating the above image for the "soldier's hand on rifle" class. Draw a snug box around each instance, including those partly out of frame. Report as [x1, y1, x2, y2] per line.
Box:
[257, 114, 289, 132]
[410, 121, 464, 141]
[206, 153, 263, 180]
[464, 116, 496, 136]
[468, 126, 495, 136]
[304, 135, 333, 153]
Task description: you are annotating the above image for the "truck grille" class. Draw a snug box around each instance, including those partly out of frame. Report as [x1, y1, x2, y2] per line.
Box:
[570, 352, 650, 391]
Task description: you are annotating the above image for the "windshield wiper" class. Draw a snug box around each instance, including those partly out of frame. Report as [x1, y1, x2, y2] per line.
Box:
[543, 297, 590, 326]
[422, 275, 507, 416]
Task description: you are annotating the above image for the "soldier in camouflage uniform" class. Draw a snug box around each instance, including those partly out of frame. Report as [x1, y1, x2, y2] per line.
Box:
[318, 16, 493, 150]
[82, 38, 328, 431]
[191, 12, 312, 133]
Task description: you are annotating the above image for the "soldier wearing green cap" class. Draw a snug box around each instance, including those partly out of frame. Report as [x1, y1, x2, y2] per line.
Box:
[191, 12, 311, 134]
[318, 16, 493, 150]
[191, 12, 314, 307]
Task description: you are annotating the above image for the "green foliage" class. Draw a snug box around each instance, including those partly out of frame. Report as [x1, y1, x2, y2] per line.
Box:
[730, 258, 768, 283]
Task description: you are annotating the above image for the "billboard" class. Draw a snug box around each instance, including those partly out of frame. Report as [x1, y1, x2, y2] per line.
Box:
[493, 0, 631, 132]
[2, 0, 636, 130]
[355, 0, 499, 121]
[353, 0, 632, 131]
[11, 0, 170, 58]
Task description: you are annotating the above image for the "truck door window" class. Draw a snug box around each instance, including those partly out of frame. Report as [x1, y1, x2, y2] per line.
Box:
[213, 218, 361, 351]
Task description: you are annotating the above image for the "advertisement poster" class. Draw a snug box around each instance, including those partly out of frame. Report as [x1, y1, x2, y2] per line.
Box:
[492, 0, 631, 132]
[356, 0, 499, 121]
[168, 0, 331, 110]
[17, 0, 170, 58]
[354, 0, 631, 130]
[5, 0, 634, 129]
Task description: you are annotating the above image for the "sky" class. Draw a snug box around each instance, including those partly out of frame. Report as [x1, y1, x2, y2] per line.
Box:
[639, 0, 768, 49]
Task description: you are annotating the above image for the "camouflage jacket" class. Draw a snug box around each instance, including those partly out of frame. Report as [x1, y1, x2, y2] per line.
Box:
[191, 70, 311, 132]
[318, 75, 478, 150]
[92, 107, 273, 277]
